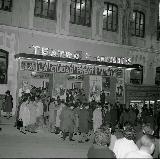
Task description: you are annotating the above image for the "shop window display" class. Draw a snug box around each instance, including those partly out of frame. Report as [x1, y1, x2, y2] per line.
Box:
[0, 49, 8, 84]
[130, 67, 143, 85]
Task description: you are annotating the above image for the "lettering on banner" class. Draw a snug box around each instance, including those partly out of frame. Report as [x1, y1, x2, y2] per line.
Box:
[20, 59, 124, 76]
[20, 60, 36, 71]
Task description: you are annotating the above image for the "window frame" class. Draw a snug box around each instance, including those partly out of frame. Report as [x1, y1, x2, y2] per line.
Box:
[103, 2, 118, 32]
[0, 49, 8, 84]
[131, 10, 145, 38]
[0, 0, 12, 12]
[34, 0, 57, 20]
[70, 0, 92, 27]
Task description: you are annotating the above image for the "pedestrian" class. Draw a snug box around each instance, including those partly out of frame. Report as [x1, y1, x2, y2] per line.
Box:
[93, 103, 102, 132]
[110, 104, 118, 127]
[100, 90, 105, 105]
[128, 106, 136, 126]
[4, 90, 13, 119]
[48, 98, 57, 133]
[55, 101, 65, 134]
[27, 96, 37, 133]
[35, 96, 44, 130]
[19, 95, 30, 134]
[60, 103, 76, 141]
[78, 104, 90, 143]
[119, 108, 129, 127]
[87, 125, 116, 158]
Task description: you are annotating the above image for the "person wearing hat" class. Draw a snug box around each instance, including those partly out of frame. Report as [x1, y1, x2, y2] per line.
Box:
[87, 125, 116, 158]
[4, 90, 13, 119]
[113, 124, 139, 158]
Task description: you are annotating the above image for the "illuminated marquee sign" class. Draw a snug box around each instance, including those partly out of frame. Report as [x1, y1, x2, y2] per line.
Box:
[97, 56, 132, 65]
[32, 45, 81, 60]
[32, 45, 132, 65]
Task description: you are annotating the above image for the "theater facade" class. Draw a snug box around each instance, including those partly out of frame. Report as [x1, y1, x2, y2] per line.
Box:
[0, 25, 160, 114]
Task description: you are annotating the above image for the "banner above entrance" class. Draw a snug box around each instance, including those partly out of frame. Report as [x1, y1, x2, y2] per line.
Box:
[19, 59, 124, 77]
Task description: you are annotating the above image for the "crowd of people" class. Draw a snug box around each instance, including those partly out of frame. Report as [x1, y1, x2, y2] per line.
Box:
[0, 87, 160, 158]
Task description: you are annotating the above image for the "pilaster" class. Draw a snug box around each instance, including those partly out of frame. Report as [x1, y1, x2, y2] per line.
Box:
[91, 0, 103, 40]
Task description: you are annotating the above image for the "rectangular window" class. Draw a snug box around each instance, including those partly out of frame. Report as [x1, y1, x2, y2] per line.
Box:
[130, 68, 143, 85]
[131, 10, 145, 38]
[103, 2, 118, 32]
[0, 49, 8, 84]
[0, 0, 12, 12]
[34, 0, 57, 20]
[157, 1, 160, 40]
[70, 0, 92, 27]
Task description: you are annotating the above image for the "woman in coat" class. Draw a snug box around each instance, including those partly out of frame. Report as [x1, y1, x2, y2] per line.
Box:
[93, 104, 103, 133]
[78, 104, 90, 143]
[4, 90, 13, 119]
[26, 96, 38, 133]
[48, 99, 57, 133]
[60, 104, 76, 141]
[19, 96, 30, 134]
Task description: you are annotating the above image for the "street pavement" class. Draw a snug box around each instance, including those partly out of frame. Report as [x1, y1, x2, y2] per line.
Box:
[0, 116, 92, 158]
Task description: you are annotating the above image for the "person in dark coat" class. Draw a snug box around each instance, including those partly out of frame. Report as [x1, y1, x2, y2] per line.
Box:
[59, 103, 76, 141]
[110, 105, 118, 127]
[87, 125, 116, 158]
[120, 108, 130, 127]
[128, 106, 136, 126]
[78, 104, 90, 143]
[100, 90, 105, 105]
[4, 90, 13, 119]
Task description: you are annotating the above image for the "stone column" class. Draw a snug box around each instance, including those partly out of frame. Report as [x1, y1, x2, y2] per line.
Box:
[120, 0, 134, 45]
[91, 0, 103, 40]
[143, 51, 156, 85]
[28, 0, 35, 29]
[56, 0, 71, 35]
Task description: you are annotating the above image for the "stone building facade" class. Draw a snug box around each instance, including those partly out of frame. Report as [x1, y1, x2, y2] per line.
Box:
[0, 0, 160, 113]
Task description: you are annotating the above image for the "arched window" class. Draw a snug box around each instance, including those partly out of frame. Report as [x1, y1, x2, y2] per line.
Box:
[131, 10, 145, 38]
[103, 2, 118, 32]
[0, 49, 8, 84]
[34, 0, 57, 20]
[130, 65, 143, 84]
[70, 0, 92, 27]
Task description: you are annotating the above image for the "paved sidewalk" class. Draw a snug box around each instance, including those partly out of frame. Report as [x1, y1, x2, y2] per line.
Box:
[0, 116, 92, 158]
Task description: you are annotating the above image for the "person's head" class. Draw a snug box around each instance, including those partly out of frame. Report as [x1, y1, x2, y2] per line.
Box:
[5, 90, 10, 95]
[123, 124, 136, 140]
[50, 98, 55, 103]
[22, 93, 30, 102]
[142, 123, 154, 135]
[140, 134, 155, 155]
[94, 126, 111, 146]
[35, 95, 40, 102]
